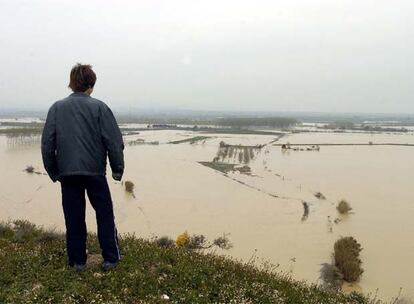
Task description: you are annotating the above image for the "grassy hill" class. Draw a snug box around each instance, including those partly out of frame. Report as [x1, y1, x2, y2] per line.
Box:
[0, 220, 371, 304]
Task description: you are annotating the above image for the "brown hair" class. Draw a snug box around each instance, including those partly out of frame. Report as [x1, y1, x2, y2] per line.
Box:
[68, 63, 97, 92]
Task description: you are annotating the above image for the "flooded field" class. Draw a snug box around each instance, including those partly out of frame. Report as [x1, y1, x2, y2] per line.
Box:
[1, 129, 414, 300]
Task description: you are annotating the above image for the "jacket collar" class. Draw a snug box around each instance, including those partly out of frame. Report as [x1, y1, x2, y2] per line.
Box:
[69, 92, 91, 98]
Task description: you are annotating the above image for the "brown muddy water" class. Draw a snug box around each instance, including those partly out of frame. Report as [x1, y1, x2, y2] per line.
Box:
[1, 130, 414, 300]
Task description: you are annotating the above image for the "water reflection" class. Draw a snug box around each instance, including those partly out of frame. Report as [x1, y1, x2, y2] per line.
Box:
[214, 141, 263, 164]
[6, 134, 41, 149]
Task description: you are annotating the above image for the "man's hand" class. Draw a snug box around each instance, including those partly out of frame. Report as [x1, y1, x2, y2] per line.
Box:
[112, 172, 123, 181]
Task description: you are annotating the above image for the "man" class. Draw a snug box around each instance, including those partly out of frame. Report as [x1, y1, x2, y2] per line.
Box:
[41, 63, 124, 272]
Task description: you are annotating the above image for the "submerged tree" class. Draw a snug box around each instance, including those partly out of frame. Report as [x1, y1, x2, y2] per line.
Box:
[301, 201, 309, 221]
[334, 236, 363, 282]
[337, 200, 352, 214]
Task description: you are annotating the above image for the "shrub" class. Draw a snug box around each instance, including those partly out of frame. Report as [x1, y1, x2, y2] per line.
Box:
[25, 165, 35, 173]
[187, 234, 207, 249]
[238, 151, 243, 163]
[213, 234, 233, 250]
[337, 200, 352, 214]
[156, 236, 175, 248]
[12, 220, 41, 242]
[36, 228, 65, 243]
[320, 263, 343, 290]
[124, 181, 135, 193]
[301, 201, 309, 221]
[334, 237, 363, 282]
[175, 232, 233, 250]
[176, 231, 190, 247]
[0, 222, 13, 238]
[314, 192, 326, 200]
[235, 165, 251, 175]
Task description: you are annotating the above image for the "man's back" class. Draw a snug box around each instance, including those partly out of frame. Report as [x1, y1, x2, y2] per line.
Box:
[42, 91, 124, 181]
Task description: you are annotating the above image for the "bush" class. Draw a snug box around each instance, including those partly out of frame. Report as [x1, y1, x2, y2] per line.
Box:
[334, 237, 363, 282]
[124, 181, 135, 193]
[320, 263, 343, 290]
[25, 165, 35, 173]
[156, 236, 175, 248]
[212, 234, 233, 250]
[36, 228, 65, 243]
[12, 220, 41, 242]
[176, 231, 190, 247]
[175, 232, 233, 250]
[0, 222, 13, 238]
[301, 201, 309, 221]
[337, 200, 352, 214]
[314, 192, 326, 200]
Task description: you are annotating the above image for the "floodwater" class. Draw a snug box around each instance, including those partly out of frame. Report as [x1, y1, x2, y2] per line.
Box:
[1, 129, 414, 301]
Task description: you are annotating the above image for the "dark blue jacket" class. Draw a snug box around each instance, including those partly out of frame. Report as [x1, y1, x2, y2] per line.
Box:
[41, 92, 124, 182]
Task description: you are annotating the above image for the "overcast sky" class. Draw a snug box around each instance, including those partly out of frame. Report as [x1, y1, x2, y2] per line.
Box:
[0, 0, 413, 113]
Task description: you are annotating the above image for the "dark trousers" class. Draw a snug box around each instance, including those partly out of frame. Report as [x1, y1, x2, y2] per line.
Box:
[60, 175, 120, 265]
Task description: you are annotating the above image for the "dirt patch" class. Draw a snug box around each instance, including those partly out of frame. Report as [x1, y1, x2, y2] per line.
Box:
[87, 254, 103, 268]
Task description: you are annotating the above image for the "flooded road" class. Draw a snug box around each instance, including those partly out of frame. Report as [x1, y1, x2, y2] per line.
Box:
[1, 130, 413, 300]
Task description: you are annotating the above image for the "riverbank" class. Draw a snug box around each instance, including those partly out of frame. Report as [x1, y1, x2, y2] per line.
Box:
[0, 220, 370, 304]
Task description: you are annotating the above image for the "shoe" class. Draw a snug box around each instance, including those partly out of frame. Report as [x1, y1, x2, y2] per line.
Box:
[73, 264, 86, 273]
[102, 261, 119, 272]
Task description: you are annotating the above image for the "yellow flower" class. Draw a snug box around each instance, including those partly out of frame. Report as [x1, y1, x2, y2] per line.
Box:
[176, 231, 189, 247]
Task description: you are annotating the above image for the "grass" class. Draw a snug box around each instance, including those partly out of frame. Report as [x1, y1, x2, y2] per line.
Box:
[169, 136, 211, 144]
[0, 220, 372, 304]
[337, 200, 352, 214]
[334, 237, 364, 283]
